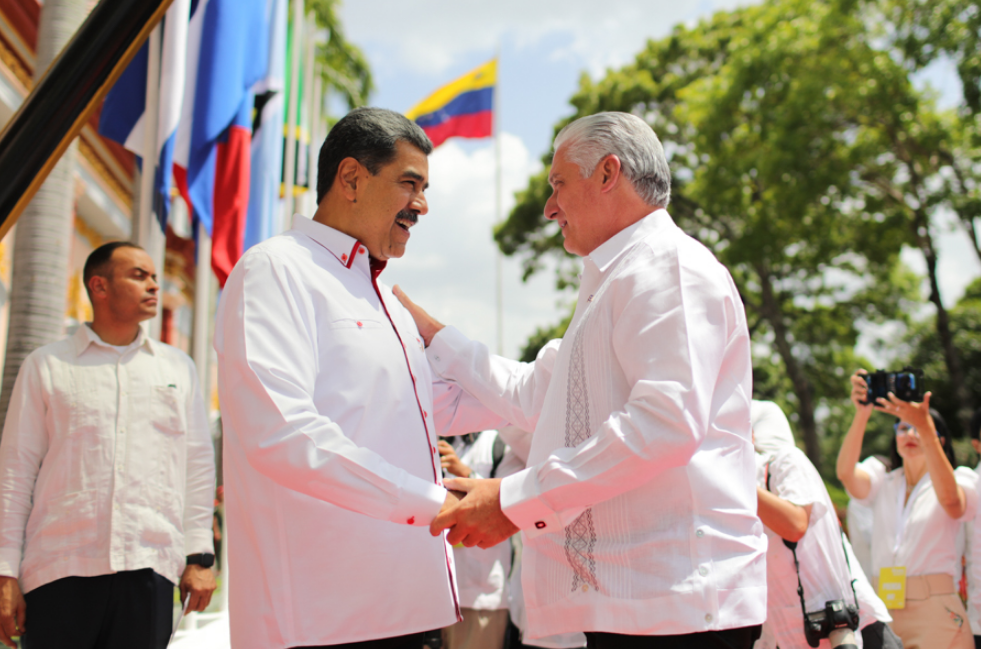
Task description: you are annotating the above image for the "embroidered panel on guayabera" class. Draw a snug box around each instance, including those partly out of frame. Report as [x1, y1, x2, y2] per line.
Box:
[563, 322, 598, 592]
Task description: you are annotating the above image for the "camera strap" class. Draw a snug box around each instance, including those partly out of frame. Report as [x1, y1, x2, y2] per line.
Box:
[765, 462, 860, 620]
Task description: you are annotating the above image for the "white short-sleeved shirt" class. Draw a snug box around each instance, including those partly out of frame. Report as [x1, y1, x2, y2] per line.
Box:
[757, 448, 885, 649]
[850, 456, 978, 581]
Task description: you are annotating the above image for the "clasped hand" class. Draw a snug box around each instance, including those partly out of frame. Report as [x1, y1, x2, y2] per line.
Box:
[434, 478, 519, 549]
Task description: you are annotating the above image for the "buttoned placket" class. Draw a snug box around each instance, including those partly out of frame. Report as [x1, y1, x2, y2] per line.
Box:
[109, 348, 129, 569]
[367, 259, 460, 619]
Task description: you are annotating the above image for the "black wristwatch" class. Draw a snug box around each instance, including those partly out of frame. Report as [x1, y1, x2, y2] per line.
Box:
[186, 553, 215, 568]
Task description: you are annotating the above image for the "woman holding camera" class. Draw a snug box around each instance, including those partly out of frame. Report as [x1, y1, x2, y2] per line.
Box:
[837, 371, 978, 649]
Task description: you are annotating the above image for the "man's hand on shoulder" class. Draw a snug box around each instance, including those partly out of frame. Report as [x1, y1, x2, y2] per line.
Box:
[392, 285, 444, 347]
[180, 564, 217, 612]
[0, 576, 25, 649]
[431, 478, 519, 549]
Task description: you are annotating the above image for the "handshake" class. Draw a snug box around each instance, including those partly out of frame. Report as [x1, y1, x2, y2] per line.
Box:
[432, 441, 519, 549]
[434, 478, 517, 549]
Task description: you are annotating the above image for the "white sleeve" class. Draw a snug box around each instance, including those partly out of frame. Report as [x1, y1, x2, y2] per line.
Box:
[181, 358, 216, 555]
[767, 448, 829, 524]
[954, 466, 979, 523]
[851, 456, 887, 505]
[0, 355, 48, 578]
[428, 327, 559, 436]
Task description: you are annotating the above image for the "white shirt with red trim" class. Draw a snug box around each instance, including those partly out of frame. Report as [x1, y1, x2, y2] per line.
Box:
[215, 215, 504, 649]
[427, 210, 767, 639]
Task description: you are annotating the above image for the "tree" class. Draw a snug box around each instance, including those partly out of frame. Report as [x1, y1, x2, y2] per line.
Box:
[306, 0, 372, 110]
[0, 0, 94, 431]
[498, 0, 923, 472]
[907, 277, 981, 456]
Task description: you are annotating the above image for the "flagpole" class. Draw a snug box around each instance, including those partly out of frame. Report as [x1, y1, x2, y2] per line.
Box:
[138, 24, 165, 340]
[301, 14, 317, 216]
[493, 49, 503, 356]
[306, 22, 323, 217]
[282, 0, 303, 229]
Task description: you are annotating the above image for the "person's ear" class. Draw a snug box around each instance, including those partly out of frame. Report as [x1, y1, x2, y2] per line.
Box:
[597, 154, 622, 193]
[88, 275, 108, 300]
[336, 157, 363, 203]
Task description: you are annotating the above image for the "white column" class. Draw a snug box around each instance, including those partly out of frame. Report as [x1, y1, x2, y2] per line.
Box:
[137, 25, 165, 340]
[192, 220, 213, 405]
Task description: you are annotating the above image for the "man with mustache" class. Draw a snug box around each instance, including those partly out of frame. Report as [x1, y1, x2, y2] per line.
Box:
[215, 107, 502, 649]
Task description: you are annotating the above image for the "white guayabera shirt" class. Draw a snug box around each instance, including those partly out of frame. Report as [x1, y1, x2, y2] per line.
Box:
[215, 216, 504, 649]
[428, 209, 768, 639]
[0, 324, 215, 592]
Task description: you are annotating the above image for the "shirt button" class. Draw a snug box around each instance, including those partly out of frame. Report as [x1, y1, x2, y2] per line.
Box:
[535, 521, 546, 529]
[705, 613, 713, 623]
[696, 529, 704, 538]
[359, 247, 365, 254]
[423, 411, 428, 418]
[581, 584, 589, 592]
[699, 566, 708, 576]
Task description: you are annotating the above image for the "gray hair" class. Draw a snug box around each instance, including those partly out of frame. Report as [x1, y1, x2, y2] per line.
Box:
[553, 112, 671, 208]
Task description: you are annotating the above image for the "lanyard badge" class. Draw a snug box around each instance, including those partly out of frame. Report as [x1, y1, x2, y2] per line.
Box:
[878, 566, 907, 609]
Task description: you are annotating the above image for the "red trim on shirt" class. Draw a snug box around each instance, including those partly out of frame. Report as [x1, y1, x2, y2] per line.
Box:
[346, 241, 360, 269]
[368, 257, 461, 619]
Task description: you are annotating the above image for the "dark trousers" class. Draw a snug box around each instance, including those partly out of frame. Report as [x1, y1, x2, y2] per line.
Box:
[22, 568, 174, 649]
[293, 632, 424, 649]
[585, 625, 762, 649]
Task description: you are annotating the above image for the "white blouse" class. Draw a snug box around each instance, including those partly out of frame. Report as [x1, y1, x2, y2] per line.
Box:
[851, 456, 978, 581]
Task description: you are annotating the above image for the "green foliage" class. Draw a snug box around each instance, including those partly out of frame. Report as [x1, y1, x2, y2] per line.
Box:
[883, 0, 981, 113]
[906, 278, 981, 440]
[306, 0, 373, 109]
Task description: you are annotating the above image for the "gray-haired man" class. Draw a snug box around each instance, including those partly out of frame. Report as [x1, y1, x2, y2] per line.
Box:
[397, 112, 767, 649]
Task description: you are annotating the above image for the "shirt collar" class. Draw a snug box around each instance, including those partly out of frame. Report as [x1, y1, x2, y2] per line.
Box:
[292, 214, 376, 277]
[72, 322, 155, 357]
[585, 209, 674, 274]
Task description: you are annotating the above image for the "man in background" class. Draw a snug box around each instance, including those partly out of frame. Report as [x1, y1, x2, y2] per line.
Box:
[0, 241, 216, 649]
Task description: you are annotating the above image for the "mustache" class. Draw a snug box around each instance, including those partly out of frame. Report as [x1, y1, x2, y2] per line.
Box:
[396, 210, 418, 224]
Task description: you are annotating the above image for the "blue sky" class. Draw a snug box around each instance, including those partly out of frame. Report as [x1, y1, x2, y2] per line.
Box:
[339, 0, 980, 362]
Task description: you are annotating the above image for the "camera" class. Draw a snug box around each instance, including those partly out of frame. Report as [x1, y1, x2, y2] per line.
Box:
[803, 599, 860, 648]
[860, 367, 923, 405]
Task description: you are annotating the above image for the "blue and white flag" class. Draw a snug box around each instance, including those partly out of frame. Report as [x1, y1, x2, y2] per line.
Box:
[245, 0, 288, 252]
[98, 0, 190, 230]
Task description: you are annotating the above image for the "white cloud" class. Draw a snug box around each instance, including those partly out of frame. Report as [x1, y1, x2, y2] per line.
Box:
[383, 133, 568, 359]
[342, 0, 754, 79]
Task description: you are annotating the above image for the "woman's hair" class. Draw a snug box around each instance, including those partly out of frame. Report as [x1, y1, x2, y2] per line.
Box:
[890, 408, 955, 468]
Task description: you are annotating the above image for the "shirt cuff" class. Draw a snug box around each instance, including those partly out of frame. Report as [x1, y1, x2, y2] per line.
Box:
[427, 326, 469, 379]
[389, 475, 446, 527]
[500, 468, 562, 539]
[183, 530, 216, 556]
[0, 549, 21, 579]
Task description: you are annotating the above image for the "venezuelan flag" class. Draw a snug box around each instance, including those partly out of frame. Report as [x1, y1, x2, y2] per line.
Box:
[406, 59, 496, 147]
